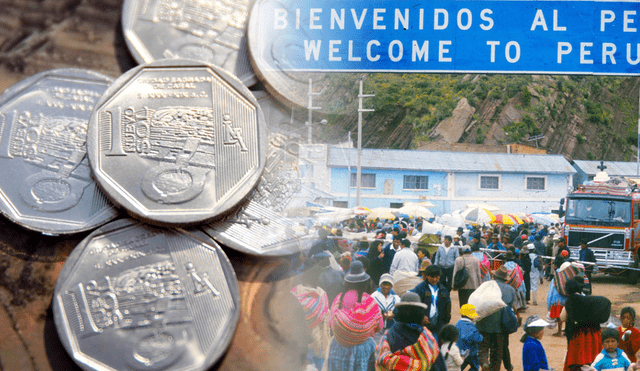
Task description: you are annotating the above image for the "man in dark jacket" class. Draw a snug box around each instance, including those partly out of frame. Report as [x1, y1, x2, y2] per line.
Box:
[579, 239, 597, 286]
[411, 264, 451, 336]
[476, 266, 517, 371]
[532, 235, 546, 257]
[312, 252, 344, 304]
[308, 228, 338, 257]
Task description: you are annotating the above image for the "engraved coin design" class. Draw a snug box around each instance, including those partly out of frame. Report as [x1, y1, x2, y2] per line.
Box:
[87, 59, 267, 225]
[203, 133, 316, 256]
[122, 0, 257, 86]
[0, 68, 118, 235]
[53, 218, 240, 371]
[247, 0, 330, 109]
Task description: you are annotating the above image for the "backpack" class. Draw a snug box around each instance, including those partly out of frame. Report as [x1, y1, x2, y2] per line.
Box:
[453, 257, 470, 289]
[501, 306, 519, 334]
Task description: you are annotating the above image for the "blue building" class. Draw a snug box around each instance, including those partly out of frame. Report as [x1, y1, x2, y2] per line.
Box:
[323, 147, 576, 215]
[572, 160, 640, 187]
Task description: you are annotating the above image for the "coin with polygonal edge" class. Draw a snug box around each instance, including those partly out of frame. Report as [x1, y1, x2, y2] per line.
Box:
[87, 59, 267, 225]
[53, 218, 240, 371]
[0, 68, 118, 235]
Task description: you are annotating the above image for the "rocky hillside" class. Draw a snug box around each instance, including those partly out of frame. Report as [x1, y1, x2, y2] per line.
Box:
[308, 73, 640, 162]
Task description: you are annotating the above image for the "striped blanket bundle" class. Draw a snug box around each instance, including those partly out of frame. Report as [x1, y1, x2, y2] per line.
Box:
[375, 327, 440, 371]
[554, 262, 588, 297]
[330, 292, 383, 346]
[291, 285, 329, 329]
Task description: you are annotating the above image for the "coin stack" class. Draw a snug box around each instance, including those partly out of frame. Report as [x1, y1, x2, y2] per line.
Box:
[0, 0, 325, 370]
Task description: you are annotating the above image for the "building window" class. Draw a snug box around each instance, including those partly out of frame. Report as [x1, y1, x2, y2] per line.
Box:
[333, 201, 348, 208]
[390, 202, 403, 208]
[299, 165, 314, 179]
[350, 173, 376, 188]
[479, 175, 500, 190]
[526, 176, 546, 190]
[403, 175, 429, 190]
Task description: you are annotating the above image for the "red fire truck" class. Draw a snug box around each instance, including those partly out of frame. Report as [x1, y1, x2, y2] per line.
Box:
[562, 175, 640, 282]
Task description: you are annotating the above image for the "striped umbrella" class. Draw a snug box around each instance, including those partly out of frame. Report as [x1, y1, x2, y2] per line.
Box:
[460, 207, 496, 224]
[494, 214, 521, 225]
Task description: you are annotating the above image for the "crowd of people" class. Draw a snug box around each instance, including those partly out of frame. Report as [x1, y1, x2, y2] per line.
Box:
[288, 218, 640, 371]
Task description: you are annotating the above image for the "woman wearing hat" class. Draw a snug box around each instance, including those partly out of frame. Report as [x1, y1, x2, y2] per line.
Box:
[327, 260, 383, 371]
[374, 292, 441, 371]
[371, 274, 402, 331]
[560, 279, 609, 371]
[502, 251, 527, 312]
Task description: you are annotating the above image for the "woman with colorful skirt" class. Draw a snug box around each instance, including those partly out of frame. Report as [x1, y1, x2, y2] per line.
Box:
[547, 255, 569, 337]
[560, 279, 609, 371]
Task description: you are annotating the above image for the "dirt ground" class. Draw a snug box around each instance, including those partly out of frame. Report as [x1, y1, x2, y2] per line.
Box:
[447, 273, 640, 371]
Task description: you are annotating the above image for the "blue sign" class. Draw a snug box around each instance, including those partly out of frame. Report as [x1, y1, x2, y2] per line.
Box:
[249, 0, 640, 75]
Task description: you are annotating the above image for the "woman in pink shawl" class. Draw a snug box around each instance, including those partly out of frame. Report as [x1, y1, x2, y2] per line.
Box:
[328, 260, 383, 371]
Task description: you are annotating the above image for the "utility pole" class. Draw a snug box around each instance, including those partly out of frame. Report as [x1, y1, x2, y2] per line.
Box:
[347, 131, 351, 208]
[357, 76, 374, 207]
[307, 78, 322, 144]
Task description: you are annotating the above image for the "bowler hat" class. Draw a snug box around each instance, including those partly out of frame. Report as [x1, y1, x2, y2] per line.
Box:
[344, 260, 370, 283]
[395, 292, 428, 324]
[493, 265, 509, 281]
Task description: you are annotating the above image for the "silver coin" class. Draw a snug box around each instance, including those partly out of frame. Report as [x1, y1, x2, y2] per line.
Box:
[87, 59, 267, 225]
[53, 218, 240, 371]
[122, 0, 257, 87]
[203, 133, 315, 256]
[247, 0, 330, 109]
[0, 68, 118, 235]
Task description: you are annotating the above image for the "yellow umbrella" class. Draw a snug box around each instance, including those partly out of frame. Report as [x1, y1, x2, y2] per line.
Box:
[352, 206, 372, 215]
[366, 207, 396, 220]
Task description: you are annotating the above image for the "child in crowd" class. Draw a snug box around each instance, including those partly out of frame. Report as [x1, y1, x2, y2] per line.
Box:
[439, 324, 467, 371]
[456, 304, 483, 371]
[521, 316, 551, 371]
[588, 328, 633, 371]
[619, 307, 640, 363]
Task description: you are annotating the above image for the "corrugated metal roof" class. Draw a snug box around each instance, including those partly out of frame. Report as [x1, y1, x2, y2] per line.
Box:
[327, 147, 576, 174]
[573, 160, 640, 177]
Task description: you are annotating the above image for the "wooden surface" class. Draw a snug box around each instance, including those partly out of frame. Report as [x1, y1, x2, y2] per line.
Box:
[0, 1, 311, 370]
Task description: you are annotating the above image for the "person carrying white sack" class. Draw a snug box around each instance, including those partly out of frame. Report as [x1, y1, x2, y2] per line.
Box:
[468, 266, 517, 371]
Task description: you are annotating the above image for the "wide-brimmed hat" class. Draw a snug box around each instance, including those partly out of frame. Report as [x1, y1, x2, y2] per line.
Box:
[460, 304, 478, 319]
[493, 265, 509, 281]
[395, 292, 427, 308]
[504, 251, 516, 261]
[344, 260, 370, 283]
[395, 292, 428, 324]
[524, 315, 552, 329]
[520, 245, 530, 254]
